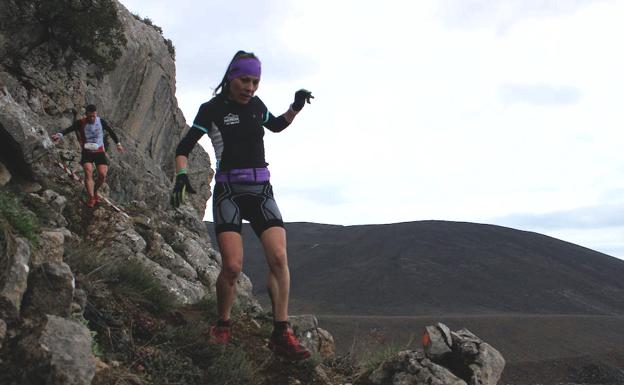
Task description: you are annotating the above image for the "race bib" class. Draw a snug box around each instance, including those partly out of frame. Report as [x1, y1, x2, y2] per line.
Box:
[84, 143, 99, 151]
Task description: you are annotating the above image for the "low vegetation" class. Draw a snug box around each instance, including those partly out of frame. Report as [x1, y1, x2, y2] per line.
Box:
[10, 0, 127, 72]
[0, 188, 39, 243]
[132, 13, 176, 60]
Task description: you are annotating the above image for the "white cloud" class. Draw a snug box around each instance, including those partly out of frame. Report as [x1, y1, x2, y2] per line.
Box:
[436, 0, 612, 32]
[499, 84, 581, 106]
[119, 0, 624, 259]
[495, 203, 624, 229]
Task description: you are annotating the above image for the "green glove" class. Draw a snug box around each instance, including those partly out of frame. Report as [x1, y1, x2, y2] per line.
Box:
[171, 172, 196, 208]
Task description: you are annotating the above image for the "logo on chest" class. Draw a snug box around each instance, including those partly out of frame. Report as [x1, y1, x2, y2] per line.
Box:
[224, 113, 240, 126]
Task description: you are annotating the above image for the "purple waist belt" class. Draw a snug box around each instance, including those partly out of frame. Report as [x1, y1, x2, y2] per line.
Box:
[215, 167, 270, 183]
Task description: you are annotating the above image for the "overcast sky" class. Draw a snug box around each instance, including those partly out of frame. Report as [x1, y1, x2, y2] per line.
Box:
[121, 0, 624, 259]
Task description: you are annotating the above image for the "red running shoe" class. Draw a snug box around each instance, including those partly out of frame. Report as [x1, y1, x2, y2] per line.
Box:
[268, 329, 311, 361]
[208, 325, 231, 345]
[86, 195, 97, 208]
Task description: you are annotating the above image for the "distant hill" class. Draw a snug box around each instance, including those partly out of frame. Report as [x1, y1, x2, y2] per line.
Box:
[206, 220, 624, 316]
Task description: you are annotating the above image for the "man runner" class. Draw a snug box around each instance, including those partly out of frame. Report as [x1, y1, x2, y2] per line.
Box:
[52, 104, 124, 207]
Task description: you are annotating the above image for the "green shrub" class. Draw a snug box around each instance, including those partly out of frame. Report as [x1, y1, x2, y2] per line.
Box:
[110, 259, 177, 315]
[67, 249, 177, 315]
[26, 0, 127, 71]
[192, 294, 246, 320]
[359, 343, 403, 372]
[76, 315, 105, 357]
[0, 189, 39, 243]
[140, 348, 203, 385]
[148, 323, 255, 385]
[203, 344, 256, 385]
[131, 12, 175, 60]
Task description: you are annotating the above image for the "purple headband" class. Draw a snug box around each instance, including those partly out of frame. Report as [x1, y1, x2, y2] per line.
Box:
[227, 57, 261, 81]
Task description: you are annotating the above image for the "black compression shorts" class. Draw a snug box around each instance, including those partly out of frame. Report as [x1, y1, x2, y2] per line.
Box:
[212, 182, 284, 237]
[80, 151, 109, 166]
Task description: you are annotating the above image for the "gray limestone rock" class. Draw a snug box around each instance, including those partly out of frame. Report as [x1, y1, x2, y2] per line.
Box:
[159, 244, 198, 279]
[424, 323, 453, 360]
[0, 161, 11, 186]
[115, 226, 147, 253]
[0, 89, 55, 179]
[42, 189, 67, 214]
[132, 253, 207, 305]
[179, 237, 220, 270]
[22, 262, 75, 318]
[0, 318, 6, 349]
[197, 264, 221, 293]
[17, 315, 95, 385]
[173, 205, 212, 238]
[450, 329, 505, 385]
[71, 288, 88, 316]
[35, 230, 66, 265]
[236, 271, 254, 300]
[368, 324, 505, 385]
[23, 192, 67, 228]
[289, 315, 336, 359]
[368, 350, 467, 385]
[147, 232, 197, 279]
[0, 234, 31, 320]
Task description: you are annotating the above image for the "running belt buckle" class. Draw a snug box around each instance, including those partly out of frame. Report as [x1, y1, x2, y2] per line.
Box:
[230, 169, 252, 181]
[216, 168, 270, 183]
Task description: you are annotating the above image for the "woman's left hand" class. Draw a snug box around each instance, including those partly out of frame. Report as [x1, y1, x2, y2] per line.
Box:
[292, 89, 314, 111]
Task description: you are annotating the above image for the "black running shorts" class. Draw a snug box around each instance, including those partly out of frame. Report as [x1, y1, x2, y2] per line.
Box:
[212, 182, 284, 237]
[80, 151, 109, 166]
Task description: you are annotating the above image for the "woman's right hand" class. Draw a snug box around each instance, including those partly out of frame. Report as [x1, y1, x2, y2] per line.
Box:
[170, 173, 196, 208]
[52, 133, 63, 142]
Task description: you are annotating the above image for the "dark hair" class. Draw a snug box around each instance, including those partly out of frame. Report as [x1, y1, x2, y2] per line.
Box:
[214, 50, 259, 96]
[85, 104, 97, 112]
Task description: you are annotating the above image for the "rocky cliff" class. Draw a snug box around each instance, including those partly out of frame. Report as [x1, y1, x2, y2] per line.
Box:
[0, 0, 211, 213]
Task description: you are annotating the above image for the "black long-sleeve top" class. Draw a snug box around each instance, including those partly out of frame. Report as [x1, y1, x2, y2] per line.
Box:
[176, 95, 290, 170]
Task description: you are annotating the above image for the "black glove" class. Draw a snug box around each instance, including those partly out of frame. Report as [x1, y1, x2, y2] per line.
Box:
[170, 173, 196, 208]
[292, 89, 314, 112]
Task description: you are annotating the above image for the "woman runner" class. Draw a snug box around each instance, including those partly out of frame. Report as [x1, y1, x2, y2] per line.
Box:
[171, 50, 313, 360]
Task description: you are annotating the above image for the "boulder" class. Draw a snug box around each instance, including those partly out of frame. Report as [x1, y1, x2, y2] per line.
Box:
[0, 88, 55, 179]
[23, 192, 67, 228]
[448, 328, 505, 385]
[368, 324, 505, 385]
[178, 237, 220, 271]
[290, 315, 336, 359]
[22, 262, 75, 318]
[423, 323, 452, 360]
[35, 230, 66, 265]
[0, 234, 31, 320]
[157, 244, 198, 279]
[115, 225, 147, 253]
[17, 315, 95, 385]
[71, 288, 88, 316]
[368, 350, 467, 385]
[132, 253, 207, 305]
[42, 189, 67, 215]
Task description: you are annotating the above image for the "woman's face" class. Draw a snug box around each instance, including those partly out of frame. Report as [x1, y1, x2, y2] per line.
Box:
[228, 75, 260, 104]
